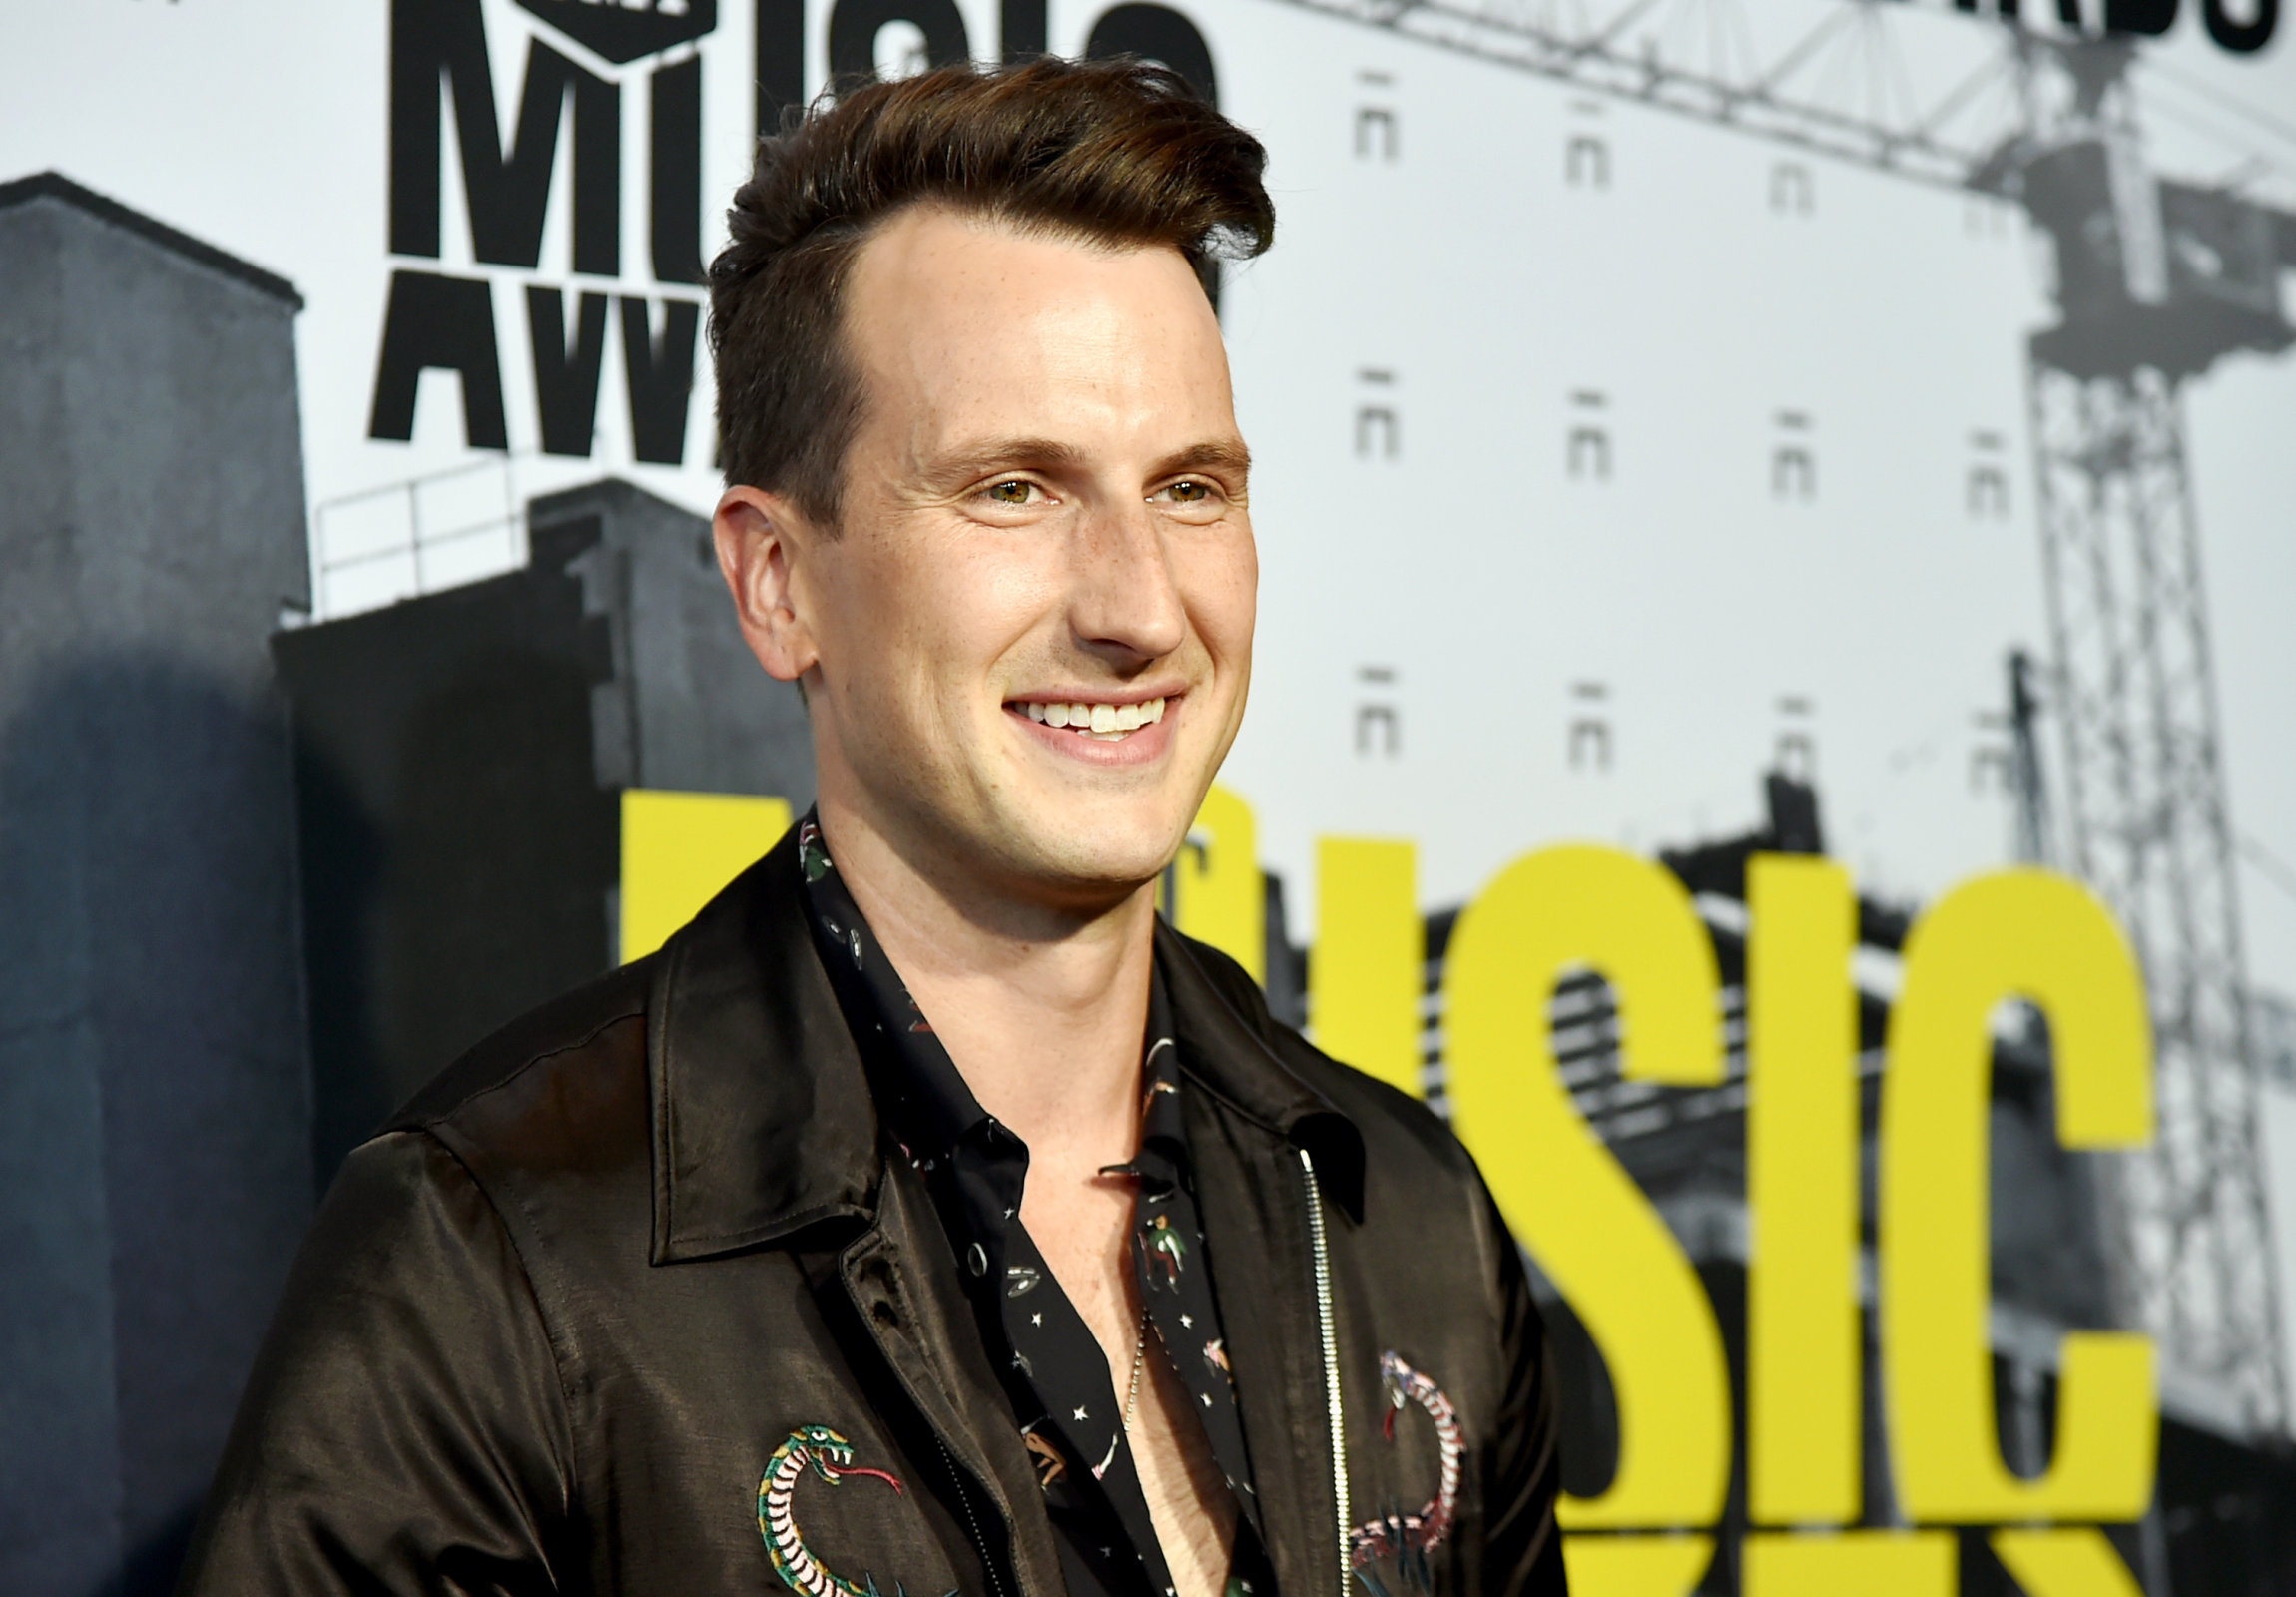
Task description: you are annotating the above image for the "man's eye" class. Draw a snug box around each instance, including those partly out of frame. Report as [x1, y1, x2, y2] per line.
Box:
[984, 480, 1038, 506]
[1160, 480, 1214, 505]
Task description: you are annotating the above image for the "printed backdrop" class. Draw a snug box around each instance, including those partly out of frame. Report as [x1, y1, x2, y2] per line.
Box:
[4, 0, 2295, 1592]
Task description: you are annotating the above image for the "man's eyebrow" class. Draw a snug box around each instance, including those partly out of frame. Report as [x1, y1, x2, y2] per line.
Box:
[1156, 440, 1253, 479]
[923, 437, 1090, 487]
[920, 436, 1253, 490]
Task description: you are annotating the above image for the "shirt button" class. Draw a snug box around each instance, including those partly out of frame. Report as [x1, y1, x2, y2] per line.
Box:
[967, 1242, 989, 1277]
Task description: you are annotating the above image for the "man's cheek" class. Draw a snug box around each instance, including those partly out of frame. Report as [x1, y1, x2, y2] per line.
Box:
[1208, 589, 1258, 674]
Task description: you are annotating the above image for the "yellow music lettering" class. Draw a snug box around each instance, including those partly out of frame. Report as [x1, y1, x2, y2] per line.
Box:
[1172, 785, 1264, 982]
[1311, 837, 1423, 1097]
[1445, 845, 1731, 1543]
[1562, 1536, 1715, 1597]
[619, 789, 792, 961]
[1743, 1530, 1956, 1597]
[1989, 1527, 2145, 1597]
[1747, 854, 1862, 1526]
[1881, 869, 2156, 1522]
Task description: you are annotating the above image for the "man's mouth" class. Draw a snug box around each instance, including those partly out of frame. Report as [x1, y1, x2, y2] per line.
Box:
[1009, 697, 1169, 742]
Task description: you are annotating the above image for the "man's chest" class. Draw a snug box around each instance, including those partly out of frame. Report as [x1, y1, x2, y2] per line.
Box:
[552, 1233, 1493, 1597]
[1015, 1169, 1139, 1384]
[544, 1247, 1010, 1597]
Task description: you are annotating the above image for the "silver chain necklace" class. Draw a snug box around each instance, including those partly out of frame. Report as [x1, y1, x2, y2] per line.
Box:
[1120, 1304, 1151, 1433]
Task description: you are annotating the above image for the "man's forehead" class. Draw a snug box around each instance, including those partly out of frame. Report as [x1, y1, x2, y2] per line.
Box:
[842, 209, 1236, 464]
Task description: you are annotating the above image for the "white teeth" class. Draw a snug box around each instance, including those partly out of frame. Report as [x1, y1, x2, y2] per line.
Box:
[1017, 697, 1171, 735]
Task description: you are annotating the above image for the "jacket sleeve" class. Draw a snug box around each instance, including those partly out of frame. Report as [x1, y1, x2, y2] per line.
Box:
[1478, 1181, 1568, 1597]
[179, 1130, 571, 1596]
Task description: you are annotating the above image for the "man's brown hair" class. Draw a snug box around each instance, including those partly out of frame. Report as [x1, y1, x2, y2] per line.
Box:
[707, 57, 1274, 525]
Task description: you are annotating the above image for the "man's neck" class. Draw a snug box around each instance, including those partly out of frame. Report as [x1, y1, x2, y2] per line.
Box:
[814, 797, 1159, 1158]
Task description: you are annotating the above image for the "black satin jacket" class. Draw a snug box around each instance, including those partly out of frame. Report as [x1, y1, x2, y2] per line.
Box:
[181, 831, 1566, 1597]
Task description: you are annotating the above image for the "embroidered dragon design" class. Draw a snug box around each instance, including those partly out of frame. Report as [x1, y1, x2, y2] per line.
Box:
[757, 1424, 909, 1597]
[1348, 1352, 1464, 1596]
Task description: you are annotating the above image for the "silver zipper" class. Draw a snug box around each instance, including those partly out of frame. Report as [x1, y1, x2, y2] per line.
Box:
[935, 1435, 1012, 1597]
[1299, 1147, 1350, 1597]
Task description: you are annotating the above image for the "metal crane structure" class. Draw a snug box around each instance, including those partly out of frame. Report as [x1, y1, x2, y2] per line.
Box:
[1255, 0, 2296, 1435]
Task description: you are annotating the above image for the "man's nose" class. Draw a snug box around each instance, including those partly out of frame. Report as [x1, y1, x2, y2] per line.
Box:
[1066, 499, 1187, 663]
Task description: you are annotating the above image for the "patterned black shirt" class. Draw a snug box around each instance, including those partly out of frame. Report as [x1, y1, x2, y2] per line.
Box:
[796, 813, 1271, 1597]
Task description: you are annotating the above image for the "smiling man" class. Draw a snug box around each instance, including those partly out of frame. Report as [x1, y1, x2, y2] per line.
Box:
[184, 59, 1564, 1597]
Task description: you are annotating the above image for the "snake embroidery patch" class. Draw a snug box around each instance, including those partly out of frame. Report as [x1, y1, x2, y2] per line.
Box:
[757, 1425, 949, 1597]
[1349, 1353, 1465, 1597]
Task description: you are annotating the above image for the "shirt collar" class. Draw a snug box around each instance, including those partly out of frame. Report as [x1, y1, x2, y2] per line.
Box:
[795, 812, 975, 1168]
[794, 809, 1194, 1182]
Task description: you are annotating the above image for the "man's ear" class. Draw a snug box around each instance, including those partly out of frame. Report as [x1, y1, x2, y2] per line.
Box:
[714, 485, 824, 684]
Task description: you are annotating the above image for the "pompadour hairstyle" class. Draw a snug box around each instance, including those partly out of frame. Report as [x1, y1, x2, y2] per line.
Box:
[706, 56, 1275, 525]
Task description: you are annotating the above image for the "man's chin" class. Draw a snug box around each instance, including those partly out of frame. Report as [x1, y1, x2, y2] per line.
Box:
[969, 809, 1187, 907]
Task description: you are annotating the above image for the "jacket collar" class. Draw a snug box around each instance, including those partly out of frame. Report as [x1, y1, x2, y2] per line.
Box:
[646, 826, 1363, 1261]
[1153, 917, 1366, 1221]
[646, 829, 878, 1263]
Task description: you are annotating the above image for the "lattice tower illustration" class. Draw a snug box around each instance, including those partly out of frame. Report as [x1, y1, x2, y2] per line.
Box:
[1258, 0, 2296, 1433]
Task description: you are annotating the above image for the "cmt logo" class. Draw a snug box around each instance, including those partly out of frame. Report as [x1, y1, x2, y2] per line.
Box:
[367, 0, 1215, 470]
[370, 0, 715, 465]
[512, 0, 718, 62]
